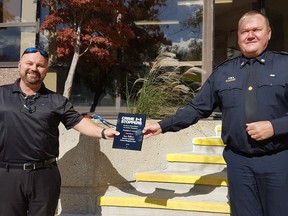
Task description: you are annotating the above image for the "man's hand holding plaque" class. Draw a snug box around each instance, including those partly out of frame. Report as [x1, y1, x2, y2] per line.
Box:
[112, 113, 146, 151]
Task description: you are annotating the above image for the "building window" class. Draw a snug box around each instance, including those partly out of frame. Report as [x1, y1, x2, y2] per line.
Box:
[150, 0, 203, 62]
[70, 0, 203, 113]
[0, 27, 22, 62]
[0, 0, 38, 67]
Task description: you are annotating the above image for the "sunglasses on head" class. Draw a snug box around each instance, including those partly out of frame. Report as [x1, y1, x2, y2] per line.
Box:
[22, 47, 49, 58]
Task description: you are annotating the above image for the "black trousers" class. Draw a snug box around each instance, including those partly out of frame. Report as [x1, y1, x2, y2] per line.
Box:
[0, 164, 61, 216]
[223, 148, 288, 216]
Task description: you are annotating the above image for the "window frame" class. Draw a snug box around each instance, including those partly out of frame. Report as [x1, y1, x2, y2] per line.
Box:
[0, 21, 38, 67]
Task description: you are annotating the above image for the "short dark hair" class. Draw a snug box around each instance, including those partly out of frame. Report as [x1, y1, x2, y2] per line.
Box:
[238, 10, 271, 30]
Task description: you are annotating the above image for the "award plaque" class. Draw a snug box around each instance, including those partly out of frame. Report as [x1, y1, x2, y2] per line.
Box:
[112, 113, 146, 151]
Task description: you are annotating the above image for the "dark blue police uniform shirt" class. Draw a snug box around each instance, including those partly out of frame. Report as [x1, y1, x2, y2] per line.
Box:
[0, 79, 83, 163]
[159, 50, 288, 155]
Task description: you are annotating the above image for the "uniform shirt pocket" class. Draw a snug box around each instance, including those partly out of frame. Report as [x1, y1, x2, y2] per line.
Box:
[258, 78, 285, 105]
[219, 82, 243, 108]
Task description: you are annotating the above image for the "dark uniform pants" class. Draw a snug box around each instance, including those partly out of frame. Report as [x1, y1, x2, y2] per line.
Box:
[223, 148, 288, 216]
[0, 164, 61, 216]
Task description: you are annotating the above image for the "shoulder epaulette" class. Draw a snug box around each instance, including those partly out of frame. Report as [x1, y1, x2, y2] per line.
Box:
[214, 55, 240, 69]
[272, 51, 288, 55]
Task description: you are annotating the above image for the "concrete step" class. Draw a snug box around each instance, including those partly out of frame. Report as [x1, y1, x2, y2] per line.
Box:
[167, 152, 225, 164]
[60, 214, 94, 216]
[134, 182, 228, 197]
[166, 152, 226, 172]
[135, 169, 227, 187]
[98, 187, 230, 215]
[166, 161, 226, 173]
[97, 124, 227, 216]
[193, 137, 225, 146]
[101, 207, 229, 216]
[192, 137, 225, 154]
[193, 145, 224, 155]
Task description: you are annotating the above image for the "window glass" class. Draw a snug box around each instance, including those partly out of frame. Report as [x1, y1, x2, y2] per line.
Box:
[70, 0, 203, 112]
[0, 27, 21, 61]
[157, 0, 203, 61]
[0, 0, 38, 63]
[0, 0, 21, 23]
[0, 26, 36, 62]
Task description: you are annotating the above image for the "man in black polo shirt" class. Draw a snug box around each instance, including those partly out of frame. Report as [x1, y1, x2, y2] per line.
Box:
[0, 47, 119, 216]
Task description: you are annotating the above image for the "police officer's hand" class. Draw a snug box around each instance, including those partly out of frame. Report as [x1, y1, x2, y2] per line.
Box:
[246, 121, 274, 141]
[142, 123, 162, 139]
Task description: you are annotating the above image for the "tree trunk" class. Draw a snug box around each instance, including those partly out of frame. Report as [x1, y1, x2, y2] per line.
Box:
[63, 52, 80, 99]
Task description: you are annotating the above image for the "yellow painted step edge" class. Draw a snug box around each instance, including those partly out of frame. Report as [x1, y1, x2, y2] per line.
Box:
[193, 137, 225, 146]
[167, 154, 226, 164]
[98, 196, 230, 214]
[135, 173, 228, 186]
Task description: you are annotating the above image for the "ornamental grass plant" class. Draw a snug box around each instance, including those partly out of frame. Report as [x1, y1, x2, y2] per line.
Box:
[127, 52, 203, 119]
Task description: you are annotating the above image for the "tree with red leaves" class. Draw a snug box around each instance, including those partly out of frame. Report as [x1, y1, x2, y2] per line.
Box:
[40, 0, 136, 98]
[40, 0, 171, 103]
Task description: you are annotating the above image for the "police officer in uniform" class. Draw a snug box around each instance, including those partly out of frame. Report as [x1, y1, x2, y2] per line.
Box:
[143, 11, 288, 216]
[0, 47, 119, 216]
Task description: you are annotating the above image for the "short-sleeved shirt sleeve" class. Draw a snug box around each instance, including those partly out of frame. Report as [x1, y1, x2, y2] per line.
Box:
[0, 79, 83, 163]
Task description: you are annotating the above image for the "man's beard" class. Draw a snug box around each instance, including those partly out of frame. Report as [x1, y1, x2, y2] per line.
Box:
[25, 72, 43, 85]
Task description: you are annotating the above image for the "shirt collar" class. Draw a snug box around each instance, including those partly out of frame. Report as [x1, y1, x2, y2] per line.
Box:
[12, 78, 49, 97]
[12, 78, 22, 94]
[240, 50, 267, 68]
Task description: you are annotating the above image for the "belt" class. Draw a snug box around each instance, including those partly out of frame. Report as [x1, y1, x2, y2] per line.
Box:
[0, 158, 57, 171]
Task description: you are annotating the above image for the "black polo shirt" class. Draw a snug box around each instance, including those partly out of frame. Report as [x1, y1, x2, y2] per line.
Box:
[0, 79, 83, 163]
[159, 51, 288, 155]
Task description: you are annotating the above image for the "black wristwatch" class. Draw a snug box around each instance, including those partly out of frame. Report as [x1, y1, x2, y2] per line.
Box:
[101, 129, 107, 139]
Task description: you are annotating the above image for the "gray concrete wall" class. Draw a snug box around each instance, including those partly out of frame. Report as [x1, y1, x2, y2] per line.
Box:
[0, 68, 19, 85]
[57, 119, 222, 215]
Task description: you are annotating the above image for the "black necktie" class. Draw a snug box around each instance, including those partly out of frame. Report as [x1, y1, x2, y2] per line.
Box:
[245, 59, 258, 123]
